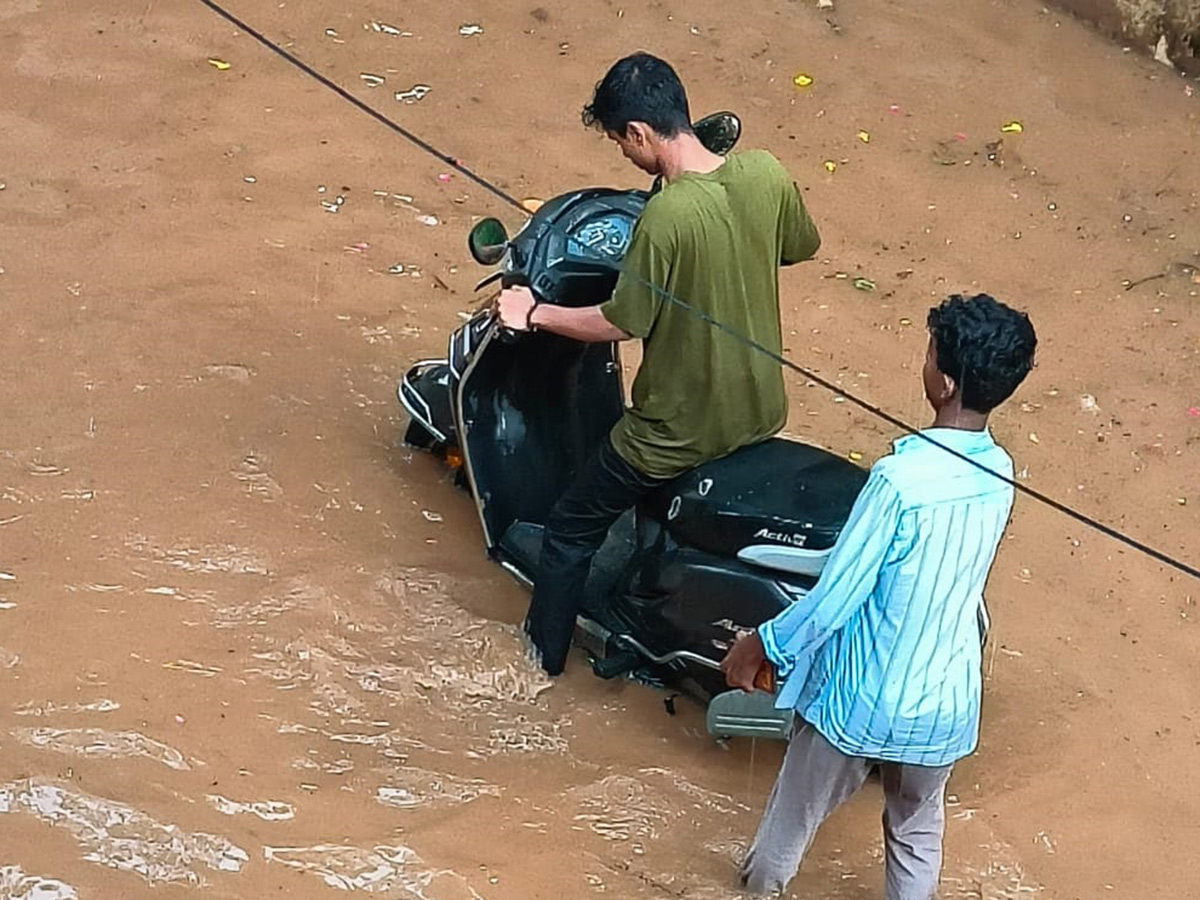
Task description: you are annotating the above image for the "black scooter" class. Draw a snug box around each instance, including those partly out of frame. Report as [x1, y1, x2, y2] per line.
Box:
[397, 113, 868, 739]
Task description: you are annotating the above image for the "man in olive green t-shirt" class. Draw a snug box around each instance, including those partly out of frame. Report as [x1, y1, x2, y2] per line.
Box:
[496, 52, 820, 676]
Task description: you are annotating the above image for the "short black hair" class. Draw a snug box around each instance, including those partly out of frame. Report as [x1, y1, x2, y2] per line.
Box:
[582, 52, 693, 138]
[927, 293, 1037, 413]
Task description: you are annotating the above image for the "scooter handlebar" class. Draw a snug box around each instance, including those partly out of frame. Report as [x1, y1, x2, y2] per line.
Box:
[493, 272, 539, 344]
[495, 316, 521, 345]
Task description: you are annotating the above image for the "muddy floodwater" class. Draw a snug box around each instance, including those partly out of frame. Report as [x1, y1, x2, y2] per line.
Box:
[2, 0, 1199, 898]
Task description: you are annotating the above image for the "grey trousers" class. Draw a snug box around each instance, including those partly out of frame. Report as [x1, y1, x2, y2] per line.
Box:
[741, 722, 954, 899]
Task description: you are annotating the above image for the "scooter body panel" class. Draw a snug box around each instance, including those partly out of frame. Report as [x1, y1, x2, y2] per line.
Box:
[613, 536, 815, 699]
[455, 325, 624, 548]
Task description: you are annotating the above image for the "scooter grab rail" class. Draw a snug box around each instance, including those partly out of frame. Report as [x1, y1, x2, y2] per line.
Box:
[612, 636, 776, 692]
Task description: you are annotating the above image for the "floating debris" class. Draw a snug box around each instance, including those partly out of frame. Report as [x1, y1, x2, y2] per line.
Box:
[823, 160, 837, 173]
[207, 58, 232, 71]
[370, 21, 412, 37]
[856, 130, 870, 144]
[243, 175, 257, 183]
[852, 277, 876, 291]
[1000, 120, 1024, 134]
[162, 659, 223, 677]
[459, 24, 485, 36]
[415, 214, 439, 227]
[360, 73, 386, 88]
[395, 85, 432, 104]
[421, 510, 444, 523]
[1153, 35, 1174, 68]
[793, 73, 814, 88]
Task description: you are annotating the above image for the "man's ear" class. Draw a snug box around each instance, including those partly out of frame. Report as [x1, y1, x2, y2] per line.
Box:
[939, 371, 959, 402]
[626, 122, 651, 146]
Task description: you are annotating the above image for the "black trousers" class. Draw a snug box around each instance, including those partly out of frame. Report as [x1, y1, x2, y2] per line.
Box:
[524, 437, 667, 675]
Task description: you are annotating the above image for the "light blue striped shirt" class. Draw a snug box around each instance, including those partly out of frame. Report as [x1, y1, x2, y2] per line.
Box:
[759, 428, 1014, 767]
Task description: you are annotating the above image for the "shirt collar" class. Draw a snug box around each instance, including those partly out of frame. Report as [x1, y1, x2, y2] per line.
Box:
[893, 427, 996, 455]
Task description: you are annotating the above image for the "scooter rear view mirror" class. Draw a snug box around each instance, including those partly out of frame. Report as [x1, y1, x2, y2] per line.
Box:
[468, 217, 510, 266]
[693, 111, 741, 156]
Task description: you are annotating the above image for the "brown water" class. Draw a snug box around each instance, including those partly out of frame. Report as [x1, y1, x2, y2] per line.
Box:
[2, 0, 1199, 898]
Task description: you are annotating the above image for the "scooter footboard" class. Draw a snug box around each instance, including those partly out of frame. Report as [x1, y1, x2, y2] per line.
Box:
[707, 689, 794, 741]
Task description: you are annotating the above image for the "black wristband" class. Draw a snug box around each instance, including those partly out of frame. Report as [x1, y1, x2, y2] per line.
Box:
[525, 300, 539, 332]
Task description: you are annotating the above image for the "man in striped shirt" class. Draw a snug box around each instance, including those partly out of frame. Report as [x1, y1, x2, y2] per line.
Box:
[720, 293, 1038, 899]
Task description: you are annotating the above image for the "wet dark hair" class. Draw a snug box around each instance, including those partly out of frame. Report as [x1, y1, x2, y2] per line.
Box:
[581, 52, 693, 138]
[927, 293, 1037, 413]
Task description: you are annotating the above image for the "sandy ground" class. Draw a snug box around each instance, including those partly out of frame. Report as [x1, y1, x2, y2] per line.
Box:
[1, 0, 1199, 898]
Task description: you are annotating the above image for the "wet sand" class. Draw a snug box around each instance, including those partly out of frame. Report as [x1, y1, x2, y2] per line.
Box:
[1, 1, 1199, 898]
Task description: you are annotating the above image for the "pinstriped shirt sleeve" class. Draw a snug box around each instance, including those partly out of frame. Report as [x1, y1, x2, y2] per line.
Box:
[758, 468, 903, 678]
[754, 428, 1014, 766]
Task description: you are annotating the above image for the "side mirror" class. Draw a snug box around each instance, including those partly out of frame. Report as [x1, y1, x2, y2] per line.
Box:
[693, 111, 741, 156]
[468, 217, 510, 266]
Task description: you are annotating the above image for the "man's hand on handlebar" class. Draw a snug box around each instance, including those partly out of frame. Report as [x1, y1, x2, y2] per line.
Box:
[494, 286, 539, 332]
[491, 290, 631, 344]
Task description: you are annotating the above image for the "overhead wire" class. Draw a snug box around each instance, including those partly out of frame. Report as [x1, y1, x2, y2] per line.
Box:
[196, 0, 1200, 582]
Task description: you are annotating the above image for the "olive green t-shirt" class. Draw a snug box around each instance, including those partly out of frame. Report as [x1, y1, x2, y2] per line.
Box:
[600, 149, 820, 479]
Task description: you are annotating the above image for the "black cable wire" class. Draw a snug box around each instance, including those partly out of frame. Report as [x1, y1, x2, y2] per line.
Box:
[196, 0, 1200, 583]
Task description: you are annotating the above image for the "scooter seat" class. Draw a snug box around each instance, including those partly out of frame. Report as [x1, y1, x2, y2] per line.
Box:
[643, 438, 868, 569]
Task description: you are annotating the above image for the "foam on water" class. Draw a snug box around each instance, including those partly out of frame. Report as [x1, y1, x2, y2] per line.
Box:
[240, 568, 565, 772]
[206, 795, 296, 821]
[124, 534, 270, 576]
[569, 768, 747, 845]
[14, 728, 195, 771]
[262, 844, 482, 898]
[479, 715, 571, 757]
[374, 768, 499, 810]
[13, 699, 120, 717]
[0, 780, 248, 886]
[0, 865, 77, 900]
[211, 579, 325, 629]
[940, 842, 1044, 898]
